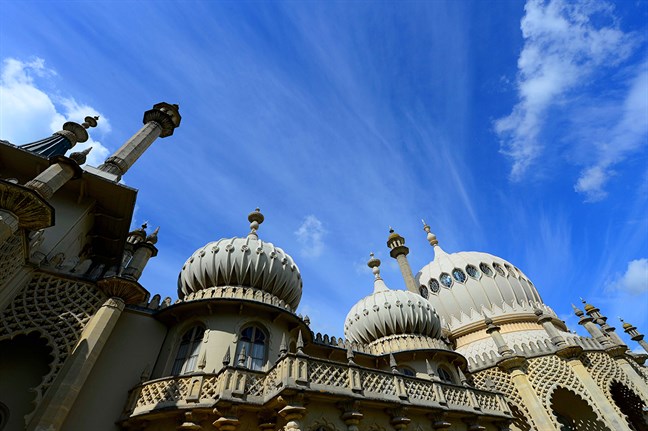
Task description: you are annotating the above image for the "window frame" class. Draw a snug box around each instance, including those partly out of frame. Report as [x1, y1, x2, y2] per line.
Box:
[171, 324, 205, 376]
[235, 324, 269, 371]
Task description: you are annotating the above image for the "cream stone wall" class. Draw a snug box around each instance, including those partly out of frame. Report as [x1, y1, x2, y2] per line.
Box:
[61, 308, 167, 431]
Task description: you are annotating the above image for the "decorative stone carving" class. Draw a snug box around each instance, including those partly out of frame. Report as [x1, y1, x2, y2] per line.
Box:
[0, 273, 105, 406]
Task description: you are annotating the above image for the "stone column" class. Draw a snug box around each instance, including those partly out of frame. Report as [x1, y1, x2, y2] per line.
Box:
[556, 346, 632, 431]
[497, 356, 557, 430]
[99, 102, 180, 181]
[573, 305, 612, 346]
[535, 309, 567, 347]
[279, 404, 306, 431]
[386, 228, 418, 293]
[621, 319, 648, 353]
[25, 148, 92, 199]
[29, 296, 125, 431]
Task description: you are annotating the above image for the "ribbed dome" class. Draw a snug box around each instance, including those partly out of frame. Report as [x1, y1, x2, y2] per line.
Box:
[344, 289, 442, 345]
[415, 244, 554, 332]
[344, 254, 442, 345]
[177, 210, 302, 310]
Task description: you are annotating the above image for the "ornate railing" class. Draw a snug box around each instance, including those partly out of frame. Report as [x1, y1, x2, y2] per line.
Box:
[123, 354, 510, 419]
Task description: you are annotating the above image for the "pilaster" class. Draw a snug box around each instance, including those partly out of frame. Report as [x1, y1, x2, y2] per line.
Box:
[497, 356, 557, 430]
[28, 296, 125, 431]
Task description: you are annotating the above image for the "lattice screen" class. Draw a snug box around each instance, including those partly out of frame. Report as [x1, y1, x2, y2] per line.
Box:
[0, 272, 105, 405]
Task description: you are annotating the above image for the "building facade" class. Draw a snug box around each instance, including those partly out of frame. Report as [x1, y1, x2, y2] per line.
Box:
[0, 103, 646, 431]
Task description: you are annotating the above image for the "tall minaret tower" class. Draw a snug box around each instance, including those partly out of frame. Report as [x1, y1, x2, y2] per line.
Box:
[386, 227, 418, 293]
[94, 102, 181, 181]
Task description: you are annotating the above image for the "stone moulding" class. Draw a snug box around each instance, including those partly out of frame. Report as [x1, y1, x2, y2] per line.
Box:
[121, 353, 511, 424]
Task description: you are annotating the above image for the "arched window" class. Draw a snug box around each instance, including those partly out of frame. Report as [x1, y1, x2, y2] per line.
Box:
[236, 325, 267, 371]
[172, 325, 205, 375]
[437, 366, 453, 383]
[398, 367, 416, 377]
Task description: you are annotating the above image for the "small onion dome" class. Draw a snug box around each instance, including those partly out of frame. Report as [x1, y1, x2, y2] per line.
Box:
[620, 319, 633, 330]
[583, 303, 596, 313]
[344, 253, 442, 345]
[416, 230, 554, 333]
[127, 223, 148, 245]
[177, 209, 302, 309]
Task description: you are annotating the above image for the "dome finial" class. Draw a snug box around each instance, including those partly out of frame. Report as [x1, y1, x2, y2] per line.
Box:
[422, 219, 439, 247]
[248, 208, 264, 238]
[367, 252, 388, 293]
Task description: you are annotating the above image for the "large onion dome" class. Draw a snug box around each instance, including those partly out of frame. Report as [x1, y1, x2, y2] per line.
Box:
[415, 225, 555, 334]
[344, 254, 442, 345]
[177, 209, 302, 310]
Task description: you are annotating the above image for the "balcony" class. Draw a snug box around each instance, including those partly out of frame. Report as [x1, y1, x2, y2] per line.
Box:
[122, 353, 511, 421]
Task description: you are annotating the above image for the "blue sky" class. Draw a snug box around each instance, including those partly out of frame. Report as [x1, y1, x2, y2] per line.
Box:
[1, 0, 647, 348]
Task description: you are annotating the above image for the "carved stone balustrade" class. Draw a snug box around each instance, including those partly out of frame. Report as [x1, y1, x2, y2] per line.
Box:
[121, 354, 511, 422]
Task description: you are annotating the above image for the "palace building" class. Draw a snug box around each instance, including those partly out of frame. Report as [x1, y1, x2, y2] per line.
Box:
[0, 103, 646, 431]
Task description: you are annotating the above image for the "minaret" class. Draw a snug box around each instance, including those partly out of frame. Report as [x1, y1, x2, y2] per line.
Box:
[386, 227, 418, 293]
[572, 304, 612, 346]
[122, 226, 159, 281]
[581, 299, 625, 345]
[621, 318, 648, 353]
[97, 102, 180, 181]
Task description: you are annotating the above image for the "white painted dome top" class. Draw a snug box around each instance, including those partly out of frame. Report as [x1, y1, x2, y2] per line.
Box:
[415, 241, 555, 333]
[177, 209, 302, 310]
[344, 254, 442, 345]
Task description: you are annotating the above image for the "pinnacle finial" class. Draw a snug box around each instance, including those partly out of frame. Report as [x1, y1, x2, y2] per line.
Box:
[81, 115, 99, 129]
[296, 330, 305, 355]
[222, 346, 231, 366]
[367, 252, 381, 278]
[248, 208, 264, 238]
[389, 353, 398, 373]
[279, 333, 288, 356]
[70, 146, 93, 165]
[237, 346, 247, 366]
[422, 219, 439, 246]
[367, 252, 389, 293]
[572, 303, 584, 317]
[146, 227, 159, 244]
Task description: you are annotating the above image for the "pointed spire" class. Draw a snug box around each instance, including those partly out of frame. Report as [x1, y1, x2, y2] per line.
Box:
[572, 303, 584, 317]
[69, 146, 92, 165]
[389, 353, 398, 373]
[296, 330, 305, 355]
[367, 252, 389, 292]
[237, 346, 246, 366]
[422, 219, 439, 246]
[197, 351, 206, 371]
[346, 341, 356, 365]
[279, 333, 288, 356]
[425, 359, 438, 381]
[222, 346, 231, 366]
[248, 208, 264, 238]
[146, 226, 160, 244]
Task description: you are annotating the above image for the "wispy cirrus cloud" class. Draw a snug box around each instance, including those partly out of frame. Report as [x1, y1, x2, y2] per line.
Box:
[574, 60, 648, 201]
[294, 215, 326, 258]
[495, 0, 640, 187]
[0, 57, 110, 166]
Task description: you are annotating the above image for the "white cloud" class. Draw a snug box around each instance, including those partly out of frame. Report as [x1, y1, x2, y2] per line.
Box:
[613, 258, 648, 295]
[496, 0, 636, 181]
[0, 57, 110, 167]
[294, 215, 326, 258]
[574, 61, 648, 201]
